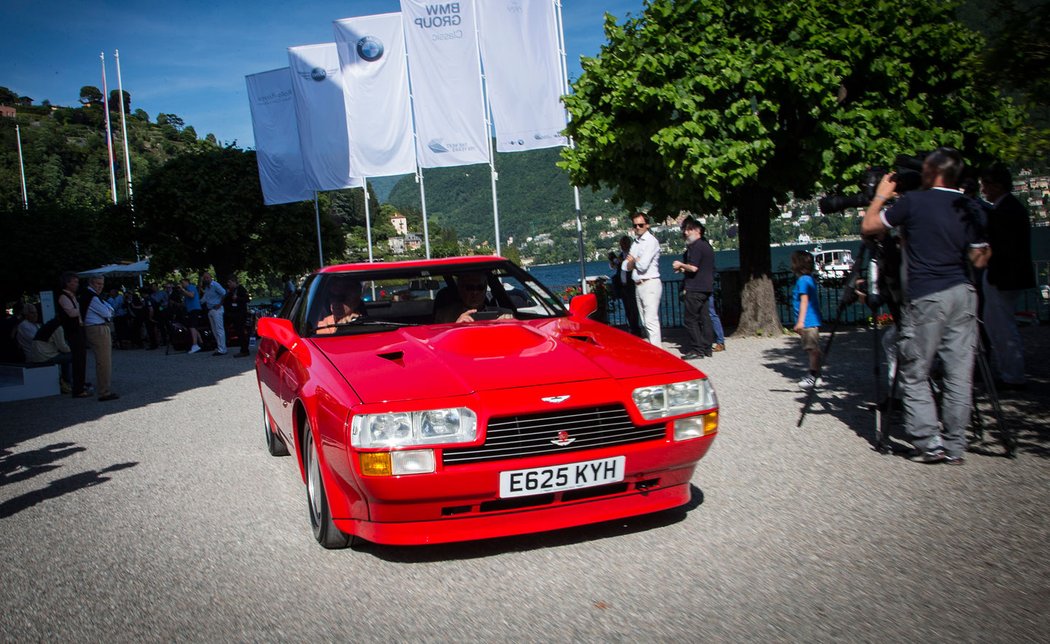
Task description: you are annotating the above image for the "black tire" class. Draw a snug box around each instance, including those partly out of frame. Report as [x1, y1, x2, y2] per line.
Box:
[304, 421, 351, 549]
[263, 403, 289, 457]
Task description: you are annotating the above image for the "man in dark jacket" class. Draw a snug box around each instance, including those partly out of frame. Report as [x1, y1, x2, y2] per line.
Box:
[673, 217, 715, 360]
[224, 275, 251, 357]
[980, 163, 1036, 389]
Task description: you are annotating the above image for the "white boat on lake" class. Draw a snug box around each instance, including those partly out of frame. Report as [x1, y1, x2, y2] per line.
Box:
[812, 245, 855, 281]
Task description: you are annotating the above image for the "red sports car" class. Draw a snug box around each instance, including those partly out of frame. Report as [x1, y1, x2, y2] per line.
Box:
[256, 256, 718, 548]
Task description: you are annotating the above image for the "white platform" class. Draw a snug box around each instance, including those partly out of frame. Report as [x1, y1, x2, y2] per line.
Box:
[0, 363, 61, 403]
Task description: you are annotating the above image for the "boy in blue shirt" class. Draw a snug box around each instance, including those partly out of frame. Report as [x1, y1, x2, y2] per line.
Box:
[791, 251, 823, 389]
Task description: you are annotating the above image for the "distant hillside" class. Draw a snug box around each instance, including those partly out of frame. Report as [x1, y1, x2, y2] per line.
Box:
[0, 88, 218, 212]
[385, 147, 624, 247]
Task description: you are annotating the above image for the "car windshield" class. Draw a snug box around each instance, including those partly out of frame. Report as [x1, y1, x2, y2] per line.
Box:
[303, 260, 568, 337]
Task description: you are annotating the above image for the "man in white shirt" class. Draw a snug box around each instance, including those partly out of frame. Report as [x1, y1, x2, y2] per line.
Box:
[15, 303, 41, 359]
[81, 275, 118, 401]
[200, 272, 228, 355]
[624, 212, 663, 347]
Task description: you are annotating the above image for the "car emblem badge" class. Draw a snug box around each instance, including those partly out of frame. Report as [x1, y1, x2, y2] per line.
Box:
[541, 395, 570, 404]
[551, 431, 575, 447]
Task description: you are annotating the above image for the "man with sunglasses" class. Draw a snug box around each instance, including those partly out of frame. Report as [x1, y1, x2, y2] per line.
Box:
[435, 271, 492, 324]
[624, 212, 663, 347]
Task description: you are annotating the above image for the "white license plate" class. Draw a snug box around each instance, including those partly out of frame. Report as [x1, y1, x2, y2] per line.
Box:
[499, 456, 626, 499]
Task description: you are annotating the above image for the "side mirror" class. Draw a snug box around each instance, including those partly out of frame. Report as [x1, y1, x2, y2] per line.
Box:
[256, 317, 312, 366]
[568, 293, 598, 319]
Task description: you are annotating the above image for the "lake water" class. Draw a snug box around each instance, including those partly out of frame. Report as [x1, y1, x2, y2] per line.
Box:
[528, 226, 1050, 289]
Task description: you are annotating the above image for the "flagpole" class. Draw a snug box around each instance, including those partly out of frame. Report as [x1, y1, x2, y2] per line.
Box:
[314, 191, 324, 267]
[401, 28, 431, 260]
[555, 0, 588, 292]
[100, 52, 118, 205]
[114, 49, 134, 205]
[472, 1, 501, 256]
[15, 123, 28, 209]
[417, 169, 432, 259]
[362, 180, 374, 263]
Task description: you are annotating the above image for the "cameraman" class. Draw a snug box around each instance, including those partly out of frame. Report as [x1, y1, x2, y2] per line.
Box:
[861, 147, 990, 465]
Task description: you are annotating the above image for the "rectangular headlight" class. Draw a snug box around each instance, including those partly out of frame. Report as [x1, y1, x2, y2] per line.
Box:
[632, 378, 717, 420]
[351, 407, 477, 448]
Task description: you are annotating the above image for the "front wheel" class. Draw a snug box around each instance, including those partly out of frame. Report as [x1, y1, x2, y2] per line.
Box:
[304, 421, 351, 549]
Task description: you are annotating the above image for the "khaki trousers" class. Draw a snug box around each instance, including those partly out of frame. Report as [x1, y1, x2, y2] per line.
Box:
[85, 324, 113, 397]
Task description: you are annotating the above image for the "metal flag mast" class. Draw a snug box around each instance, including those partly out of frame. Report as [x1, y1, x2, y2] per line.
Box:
[472, 1, 502, 257]
[114, 50, 135, 205]
[555, 0, 588, 293]
[401, 23, 432, 259]
[314, 192, 324, 267]
[100, 52, 118, 205]
[15, 123, 28, 209]
[362, 180, 374, 262]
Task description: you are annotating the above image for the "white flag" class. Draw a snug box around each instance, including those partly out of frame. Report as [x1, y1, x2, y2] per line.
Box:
[477, 0, 567, 152]
[287, 43, 363, 191]
[334, 13, 416, 178]
[245, 68, 313, 206]
[400, 0, 490, 168]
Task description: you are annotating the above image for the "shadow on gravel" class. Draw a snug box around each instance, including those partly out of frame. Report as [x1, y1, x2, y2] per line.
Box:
[761, 325, 1050, 460]
[0, 461, 138, 518]
[0, 442, 86, 488]
[359, 485, 705, 563]
[0, 348, 255, 452]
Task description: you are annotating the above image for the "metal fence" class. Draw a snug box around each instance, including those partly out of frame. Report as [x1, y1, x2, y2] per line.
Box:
[596, 262, 1050, 331]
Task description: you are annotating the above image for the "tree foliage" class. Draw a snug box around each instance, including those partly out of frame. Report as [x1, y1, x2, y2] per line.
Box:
[561, 0, 1026, 334]
[136, 147, 345, 281]
[78, 86, 102, 106]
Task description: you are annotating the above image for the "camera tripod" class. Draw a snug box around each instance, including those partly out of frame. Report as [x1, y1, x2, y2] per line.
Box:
[875, 319, 1015, 458]
[796, 250, 1015, 458]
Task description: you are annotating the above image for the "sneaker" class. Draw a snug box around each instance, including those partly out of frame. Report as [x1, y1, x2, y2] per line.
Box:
[797, 375, 819, 390]
[213, 351, 228, 356]
[98, 393, 120, 402]
[908, 449, 947, 464]
[188, 344, 201, 354]
[944, 455, 965, 466]
[235, 351, 250, 358]
[712, 343, 726, 352]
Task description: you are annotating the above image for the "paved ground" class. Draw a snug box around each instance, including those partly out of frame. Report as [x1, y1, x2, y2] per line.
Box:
[1, 325, 1047, 642]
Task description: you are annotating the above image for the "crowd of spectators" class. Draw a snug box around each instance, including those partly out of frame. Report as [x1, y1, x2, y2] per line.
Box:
[1, 272, 260, 399]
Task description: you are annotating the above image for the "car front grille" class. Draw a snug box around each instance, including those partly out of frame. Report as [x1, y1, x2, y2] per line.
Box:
[442, 404, 664, 465]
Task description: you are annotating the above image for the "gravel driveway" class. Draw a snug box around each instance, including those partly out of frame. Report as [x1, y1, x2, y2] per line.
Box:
[2, 325, 1047, 642]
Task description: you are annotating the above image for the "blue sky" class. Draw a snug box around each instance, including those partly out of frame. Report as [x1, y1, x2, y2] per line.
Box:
[1, 1, 643, 149]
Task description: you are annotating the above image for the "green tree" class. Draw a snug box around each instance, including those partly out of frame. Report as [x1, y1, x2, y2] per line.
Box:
[561, 0, 1024, 335]
[109, 89, 131, 114]
[79, 86, 102, 106]
[136, 147, 345, 280]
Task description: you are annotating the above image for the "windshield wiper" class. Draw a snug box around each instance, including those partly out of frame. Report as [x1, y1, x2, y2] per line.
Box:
[320, 318, 418, 330]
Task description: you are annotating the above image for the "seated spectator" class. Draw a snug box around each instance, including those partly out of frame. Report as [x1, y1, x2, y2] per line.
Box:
[316, 278, 364, 334]
[16, 303, 41, 359]
[28, 316, 73, 393]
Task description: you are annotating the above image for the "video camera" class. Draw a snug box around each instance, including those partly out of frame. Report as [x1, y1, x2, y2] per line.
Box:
[818, 154, 926, 214]
[837, 234, 904, 326]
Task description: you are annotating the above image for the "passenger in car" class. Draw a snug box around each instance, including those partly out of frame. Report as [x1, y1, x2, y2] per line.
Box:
[316, 278, 365, 334]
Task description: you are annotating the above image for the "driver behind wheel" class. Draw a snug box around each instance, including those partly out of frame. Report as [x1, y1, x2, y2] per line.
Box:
[434, 271, 508, 324]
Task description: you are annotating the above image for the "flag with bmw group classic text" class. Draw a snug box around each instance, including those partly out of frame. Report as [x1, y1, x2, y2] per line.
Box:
[287, 43, 363, 191]
[477, 0, 568, 152]
[333, 13, 416, 177]
[400, 0, 490, 168]
[244, 68, 313, 205]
